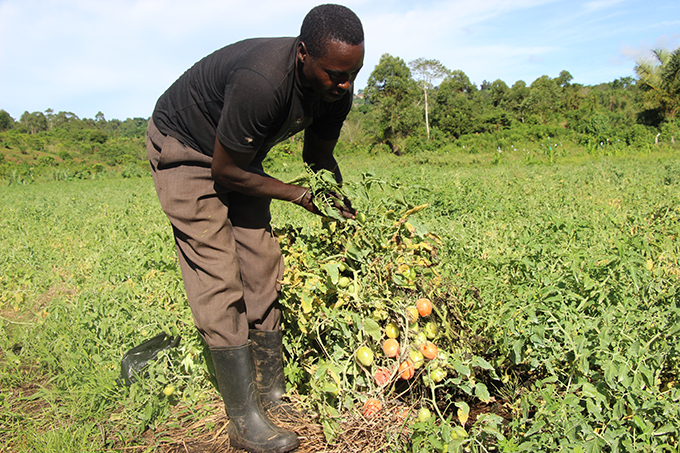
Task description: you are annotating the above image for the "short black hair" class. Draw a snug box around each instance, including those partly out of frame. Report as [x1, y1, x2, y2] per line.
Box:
[299, 4, 364, 58]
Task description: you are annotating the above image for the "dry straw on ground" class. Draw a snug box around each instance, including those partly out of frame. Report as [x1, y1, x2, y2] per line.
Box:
[127, 395, 414, 453]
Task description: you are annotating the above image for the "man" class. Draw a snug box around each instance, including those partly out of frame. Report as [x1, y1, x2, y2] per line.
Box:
[146, 4, 364, 452]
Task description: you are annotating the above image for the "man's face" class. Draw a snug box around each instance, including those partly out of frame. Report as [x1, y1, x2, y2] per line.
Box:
[298, 40, 365, 102]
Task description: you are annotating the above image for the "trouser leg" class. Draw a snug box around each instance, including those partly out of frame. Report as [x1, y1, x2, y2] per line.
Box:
[146, 119, 284, 347]
[228, 191, 284, 332]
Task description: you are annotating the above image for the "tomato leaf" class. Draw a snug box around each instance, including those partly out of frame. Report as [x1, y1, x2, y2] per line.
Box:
[363, 318, 381, 343]
[474, 382, 492, 403]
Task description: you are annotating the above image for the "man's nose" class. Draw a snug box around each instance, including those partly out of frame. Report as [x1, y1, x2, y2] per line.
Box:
[337, 78, 351, 90]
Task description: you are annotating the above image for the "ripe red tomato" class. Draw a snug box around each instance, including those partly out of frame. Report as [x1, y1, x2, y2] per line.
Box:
[374, 367, 391, 387]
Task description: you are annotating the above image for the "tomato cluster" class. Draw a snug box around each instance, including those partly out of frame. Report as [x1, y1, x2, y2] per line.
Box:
[354, 296, 451, 414]
[276, 173, 448, 427]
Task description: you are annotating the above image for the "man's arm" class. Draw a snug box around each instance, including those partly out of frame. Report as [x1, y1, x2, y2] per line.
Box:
[211, 136, 312, 206]
[302, 127, 343, 184]
[302, 128, 356, 219]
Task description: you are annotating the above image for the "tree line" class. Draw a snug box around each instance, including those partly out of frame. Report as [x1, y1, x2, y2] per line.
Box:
[1, 46, 678, 183]
[345, 46, 680, 155]
[0, 109, 149, 183]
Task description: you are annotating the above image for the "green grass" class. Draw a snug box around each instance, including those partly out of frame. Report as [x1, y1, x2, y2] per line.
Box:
[1, 147, 679, 451]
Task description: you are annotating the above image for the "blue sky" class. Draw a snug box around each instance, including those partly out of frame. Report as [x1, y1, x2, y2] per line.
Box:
[1, 0, 678, 121]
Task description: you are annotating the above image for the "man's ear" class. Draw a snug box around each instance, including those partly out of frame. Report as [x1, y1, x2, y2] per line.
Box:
[297, 41, 309, 64]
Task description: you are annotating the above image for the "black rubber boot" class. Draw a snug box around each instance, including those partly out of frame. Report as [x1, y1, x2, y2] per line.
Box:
[249, 330, 290, 410]
[211, 344, 299, 453]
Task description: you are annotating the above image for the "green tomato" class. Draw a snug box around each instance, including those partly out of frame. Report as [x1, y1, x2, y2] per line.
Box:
[430, 367, 447, 383]
[405, 306, 419, 323]
[385, 322, 400, 339]
[163, 384, 175, 397]
[338, 262, 348, 273]
[408, 349, 425, 369]
[424, 321, 439, 340]
[338, 276, 351, 288]
[372, 309, 388, 322]
[414, 332, 428, 347]
[356, 346, 374, 367]
[356, 212, 367, 224]
[417, 407, 432, 422]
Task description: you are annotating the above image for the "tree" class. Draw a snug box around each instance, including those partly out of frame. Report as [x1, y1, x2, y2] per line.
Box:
[408, 58, 449, 141]
[53, 111, 80, 129]
[525, 75, 560, 124]
[20, 111, 47, 134]
[431, 70, 478, 138]
[635, 48, 680, 120]
[555, 70, 573, 88]
[489, 79, 509, 108]
[0, 110, 14, 131]
[95, 111, 107, 131]
[365, 54, 420, 153]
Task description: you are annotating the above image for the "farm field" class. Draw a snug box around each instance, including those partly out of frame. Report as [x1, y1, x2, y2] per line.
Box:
[1, 149, 679, 452]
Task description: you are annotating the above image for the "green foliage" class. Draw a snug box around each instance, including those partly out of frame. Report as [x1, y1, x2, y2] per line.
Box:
[0, 178, 214, 450]
[365, 54, 422, 150]
[636, 47, 680, 121]
[0, 110, 148, 184]
[0, 110, 14, 131]
[1, 151, 679, 451]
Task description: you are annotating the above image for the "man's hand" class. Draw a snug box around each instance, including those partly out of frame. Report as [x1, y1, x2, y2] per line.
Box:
[292, 189, 319, 216]
[292, 189, 356, 220]
[329, 192, 356, 219]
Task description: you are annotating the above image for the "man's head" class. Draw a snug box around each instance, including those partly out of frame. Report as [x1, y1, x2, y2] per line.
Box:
[297, 4, 365, 102]
[299, 4, 364, 59]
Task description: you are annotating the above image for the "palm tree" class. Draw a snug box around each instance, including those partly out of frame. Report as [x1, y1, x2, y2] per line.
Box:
[635, 48, 680, 119]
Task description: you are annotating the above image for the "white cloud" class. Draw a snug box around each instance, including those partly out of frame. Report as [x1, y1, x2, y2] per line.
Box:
[582, 0, 625, 13]
[619, 34, 680, 63]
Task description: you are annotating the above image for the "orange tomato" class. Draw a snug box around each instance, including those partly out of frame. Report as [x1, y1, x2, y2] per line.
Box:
[363, 398, 382, 418]
[382, 338, 400, 358]
[416, 298, 433, 317]
[398, 359, 415, 380]
[420, 341, 438, 360]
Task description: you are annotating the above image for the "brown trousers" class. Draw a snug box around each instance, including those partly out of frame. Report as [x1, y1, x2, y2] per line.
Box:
[146, 119, 284, 347]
